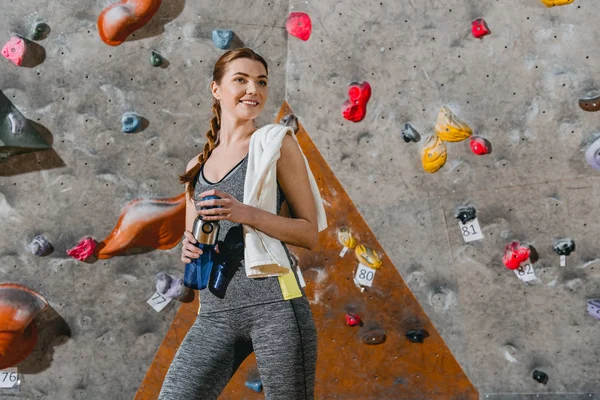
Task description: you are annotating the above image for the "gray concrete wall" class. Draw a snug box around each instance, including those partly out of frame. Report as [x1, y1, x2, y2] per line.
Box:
[1, 0, 599, 398]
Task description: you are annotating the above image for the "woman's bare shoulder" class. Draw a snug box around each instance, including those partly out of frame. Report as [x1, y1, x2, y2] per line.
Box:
[186, 155, 201, 173]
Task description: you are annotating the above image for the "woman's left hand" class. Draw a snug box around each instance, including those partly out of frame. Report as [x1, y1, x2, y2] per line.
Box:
[196, 189, 251, 224]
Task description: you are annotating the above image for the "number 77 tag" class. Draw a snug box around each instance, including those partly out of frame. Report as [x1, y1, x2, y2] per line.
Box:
[147, 291, 172, 312]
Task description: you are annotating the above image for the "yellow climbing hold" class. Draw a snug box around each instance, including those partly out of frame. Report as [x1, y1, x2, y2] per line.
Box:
[435, 106, 473, 142]
[337, 227, 357, 249]
[421, 134, 447, 173]
[354, 245, 382, 269]
[540, 0, 574, 6]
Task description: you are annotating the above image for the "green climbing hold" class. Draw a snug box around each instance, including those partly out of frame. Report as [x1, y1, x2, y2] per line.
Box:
[150, 51, 163, 67]
[31, 23, 50, 41]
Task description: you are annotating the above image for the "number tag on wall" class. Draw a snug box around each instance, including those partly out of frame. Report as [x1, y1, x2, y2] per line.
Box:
[514, 259, 537, 283]
[354, 263, 377, 287]
[0, 368, 19, 389]
[459, 218, 484, 242]
[339, 246, 349, 257]
[560, 255, 566, 267]
[296, 265, 306, 288]
[147, 291, 172, 312]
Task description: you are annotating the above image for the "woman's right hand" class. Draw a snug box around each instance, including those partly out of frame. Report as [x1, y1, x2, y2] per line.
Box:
[181, 230, 220, 263]
[181, 230, 202, 263]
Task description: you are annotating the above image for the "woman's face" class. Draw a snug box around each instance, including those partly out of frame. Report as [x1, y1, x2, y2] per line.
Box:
[212, 58, 268, 122]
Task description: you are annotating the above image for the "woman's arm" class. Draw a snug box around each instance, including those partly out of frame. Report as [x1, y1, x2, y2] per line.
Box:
[244, 134, 318, 250]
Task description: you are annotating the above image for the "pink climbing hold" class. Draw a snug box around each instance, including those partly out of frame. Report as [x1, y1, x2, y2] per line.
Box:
[471, 19, 490, 39]
[470, 136, 490, 155]
[67, 237, 97, 261]
[502, 241, 531, 270]
[286, 12, 312, 41]
[342, 81, 372, 123]
[1, 36, 27, 66]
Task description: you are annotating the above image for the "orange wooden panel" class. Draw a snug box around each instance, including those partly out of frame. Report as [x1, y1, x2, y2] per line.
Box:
[135, 102, 478, 399]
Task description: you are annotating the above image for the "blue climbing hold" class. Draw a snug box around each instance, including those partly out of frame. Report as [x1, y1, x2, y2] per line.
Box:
[244, 379, 263, 393]
[212, 30, 233, 49]
[121, 113, 141, 133]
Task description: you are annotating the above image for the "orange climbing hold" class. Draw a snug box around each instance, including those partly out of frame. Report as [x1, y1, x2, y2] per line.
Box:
[95, 193, 186, 259]
[540, 0, 574, 6]
[435, 106, 473, 142]
[0, 283, 48, 369]
[421, 134, 448, 173]
[97, 0, 163, 46]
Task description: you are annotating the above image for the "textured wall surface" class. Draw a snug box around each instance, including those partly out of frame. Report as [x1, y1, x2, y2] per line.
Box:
[1, 0, 599, 398]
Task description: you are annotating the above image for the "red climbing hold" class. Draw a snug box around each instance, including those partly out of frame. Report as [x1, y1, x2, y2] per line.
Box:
[1, 36, 27, 66]
[286, 12, 312, 41]
[345, 313, 362, 327]
[502, 241, 531, 270]
[470, 136, 490, 155]
[342, 81, 371, 123]
[472, 19, 490, 39]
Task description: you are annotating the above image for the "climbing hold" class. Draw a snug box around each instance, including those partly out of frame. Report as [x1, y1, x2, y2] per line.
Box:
[97, 0, 163, 46]
[0, 90, 51, 159]
[337, 227, 357, 249]
[354, 245, 382, 269]
[155, 272, 186, 299]
[502, 241, 531, 270]
[553, 238, 575, 256]
[579, 95, 600, 112]
[455, 206, 476, 225]
[587, 299, 600, 320]
[31, 22, 50, 41]
[212, 30, 234, 49]
[532, 370, 549, 385]
[401, 123, 421, 143]
[280, 113, 299, 134]
[435, 106, 473, 142]
[584, 137, 600, 171]
[122, 113, 142, 133]
[362, 329, 386, 345]
[470, 136, 490, 155]
[150, 51, 163, 67]
[245, 379, 263, 392]
[345, 313, 362, 327]
[342, 81, 371, 123]
[29, 235, 53, 256]
[471, 19, 491, 39]
[8, 112, 25, 135]
[1, 36, 28, 66]
[286, 12, 312, 41]
[540, 0, 574, 7]
[421, 134, 447, 173]
[406, 329, 429, 343]
[67, 237, 97, 261]
[96, 193, 186, 259]
[0, 283, 49, 369]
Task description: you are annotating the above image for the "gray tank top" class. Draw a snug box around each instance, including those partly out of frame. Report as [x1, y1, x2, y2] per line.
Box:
[193, 153, 306, 313]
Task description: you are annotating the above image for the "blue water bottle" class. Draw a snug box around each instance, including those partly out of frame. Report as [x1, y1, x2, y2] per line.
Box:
[183, 195, 221, 290]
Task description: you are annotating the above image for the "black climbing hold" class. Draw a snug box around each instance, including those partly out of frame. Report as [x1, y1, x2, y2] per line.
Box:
[532, 370, 548, 385]
[401, 123, 421, 143]
[553, 238, 575, 256]
[455, 205, 476, 225]
[405, 329, 429, 343]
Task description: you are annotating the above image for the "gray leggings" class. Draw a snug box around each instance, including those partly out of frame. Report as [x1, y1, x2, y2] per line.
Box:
[157, 296, 317, 400]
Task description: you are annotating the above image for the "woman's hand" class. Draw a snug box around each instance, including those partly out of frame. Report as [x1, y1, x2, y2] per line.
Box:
[181, 230, 219, 264]
[196, 189, 251, 225]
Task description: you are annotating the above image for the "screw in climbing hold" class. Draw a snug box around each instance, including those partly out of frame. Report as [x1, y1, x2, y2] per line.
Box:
[405, 329, 429, 343]
[31, 22, 50, 41]
[401, 123, 421, 143]
[286, 12, 312, 41]
[244, 379, 263, 392]
[471, 19, 491, 39]
[532, 370, 549, 384]
[212, 30, 234, 49]
[455, 205, 476, 225]
[150, 51, 163, 67]
[121, 113, 142, 133]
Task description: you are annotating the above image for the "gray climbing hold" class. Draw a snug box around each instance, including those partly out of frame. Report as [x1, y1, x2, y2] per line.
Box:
[212, 30, 233, 49]
[155, 272, 186, 299]
[29, 235, 53, 256]
[401, 123, 421, 143]
[553, 238, 575, 256]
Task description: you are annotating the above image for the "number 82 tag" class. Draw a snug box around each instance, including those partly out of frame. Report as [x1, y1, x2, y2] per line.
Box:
[514, 259, 537, 283]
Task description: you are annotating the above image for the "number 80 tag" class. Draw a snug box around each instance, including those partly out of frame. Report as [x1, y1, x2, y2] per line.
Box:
[354, 263, 377, 287]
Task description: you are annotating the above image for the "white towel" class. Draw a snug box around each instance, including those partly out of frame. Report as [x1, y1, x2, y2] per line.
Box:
[243, 123, 328, 278]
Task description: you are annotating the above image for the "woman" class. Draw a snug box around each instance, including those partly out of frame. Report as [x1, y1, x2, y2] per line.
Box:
[157, 48, 318, 400]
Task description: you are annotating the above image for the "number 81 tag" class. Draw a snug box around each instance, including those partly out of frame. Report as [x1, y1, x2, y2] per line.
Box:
[514, 259, 537, 283]
[459, 218, 484, 243]
[354, 263, 377, 287]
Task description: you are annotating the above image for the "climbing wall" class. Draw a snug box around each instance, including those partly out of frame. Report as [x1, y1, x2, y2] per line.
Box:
[1, 0, 599, 399]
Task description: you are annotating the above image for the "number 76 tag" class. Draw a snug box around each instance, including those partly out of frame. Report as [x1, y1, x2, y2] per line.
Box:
[459, 218, 484, 243]
[0, 368, 19, 389]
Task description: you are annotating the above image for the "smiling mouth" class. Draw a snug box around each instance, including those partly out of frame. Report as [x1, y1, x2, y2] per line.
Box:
[240, 100, 259, 106]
